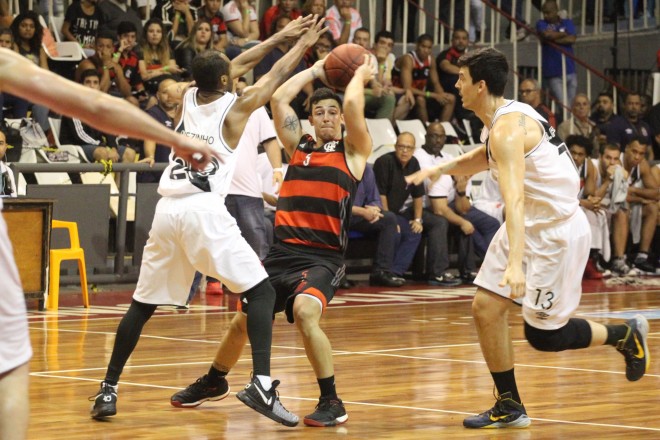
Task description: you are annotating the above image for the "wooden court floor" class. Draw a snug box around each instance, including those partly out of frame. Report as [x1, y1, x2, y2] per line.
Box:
[25, 280, 660, 439]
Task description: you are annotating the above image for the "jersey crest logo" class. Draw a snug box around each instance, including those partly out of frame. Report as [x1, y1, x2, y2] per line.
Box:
[323, 141, 338, 152]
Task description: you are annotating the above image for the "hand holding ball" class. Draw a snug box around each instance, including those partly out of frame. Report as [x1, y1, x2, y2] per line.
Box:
[322, 43, 371, 90]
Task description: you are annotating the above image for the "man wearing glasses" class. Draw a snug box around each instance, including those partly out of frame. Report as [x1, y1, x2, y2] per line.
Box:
[373, 132, 461, 285]
[519, 78, 557, 129]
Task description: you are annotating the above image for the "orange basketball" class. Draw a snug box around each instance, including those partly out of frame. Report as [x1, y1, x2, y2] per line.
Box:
[323, 43, 370, 90]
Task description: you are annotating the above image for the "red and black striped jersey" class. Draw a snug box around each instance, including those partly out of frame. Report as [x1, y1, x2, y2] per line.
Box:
[275, 135, 358, 254]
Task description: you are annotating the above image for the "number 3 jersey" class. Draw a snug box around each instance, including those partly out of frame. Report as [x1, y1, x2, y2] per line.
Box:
[481, 100, 580, 227]
[158, 88, 238, 197]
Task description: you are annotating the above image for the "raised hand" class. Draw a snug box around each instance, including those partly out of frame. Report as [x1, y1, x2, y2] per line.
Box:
[277, 14, 317, 41]
[353, 54, 374, 84]
[405, 167, 441, 186]
[297, 15, 329, 48]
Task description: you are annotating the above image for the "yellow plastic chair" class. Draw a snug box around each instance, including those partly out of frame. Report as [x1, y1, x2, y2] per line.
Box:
[48, 220, 90, 310]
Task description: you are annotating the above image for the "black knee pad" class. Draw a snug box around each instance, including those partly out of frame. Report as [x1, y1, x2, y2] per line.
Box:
[240, 278, 276, 312]
[524, 318, 592, 352]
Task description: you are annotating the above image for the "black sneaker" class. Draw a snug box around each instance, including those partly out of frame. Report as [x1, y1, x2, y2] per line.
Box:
[89, 382, 118, 419]
[616, 314, 650, 381]
[633, 256, 656, 274]
[369, 270, 405, 287]
[236, 377, 299, 427]
[463, 392, 530, 429]
[428, 273, 461, 287]
[303, 396, 348, 427]
[171, 374, 230, 408]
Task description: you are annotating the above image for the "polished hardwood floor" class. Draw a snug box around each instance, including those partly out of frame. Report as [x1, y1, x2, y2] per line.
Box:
[25, 279, 660, 439]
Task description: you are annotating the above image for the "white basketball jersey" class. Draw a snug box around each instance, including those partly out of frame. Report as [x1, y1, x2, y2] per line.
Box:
[481, 100, 579, 226]
[158, 88, 238, 197]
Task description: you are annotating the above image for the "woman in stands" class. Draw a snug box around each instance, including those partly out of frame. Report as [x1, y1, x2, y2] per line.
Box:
[174, 18, 213, 81]
[138, 18, 183, 95]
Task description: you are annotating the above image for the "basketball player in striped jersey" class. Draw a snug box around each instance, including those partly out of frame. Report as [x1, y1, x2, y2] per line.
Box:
[0, 48, 214, 440]
[171, 58, 374, 427]
[407, 48, 650, 429]
[90, 16, 327, 427]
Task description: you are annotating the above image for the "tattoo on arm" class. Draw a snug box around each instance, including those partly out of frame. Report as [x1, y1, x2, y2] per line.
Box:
[283, 115, 300, 132]
[518, 114, 527, 134]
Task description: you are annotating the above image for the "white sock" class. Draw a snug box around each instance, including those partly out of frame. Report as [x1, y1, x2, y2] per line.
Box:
[256, 375, 272, 390]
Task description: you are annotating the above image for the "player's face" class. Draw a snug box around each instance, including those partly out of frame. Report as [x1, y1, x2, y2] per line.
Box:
[205, 0, 222, 13]
[83, 76, 101, 90]
[455, 66, 480, 110]
[310, 99, 343, 141]
[451, 31, 468, 52]
[625, 141, 647, 166]
[195, 22, 212, 45]
[569, 145, 587, 167]
[0, 33, 12, 48]
[147, 23, 163, 45]
[18, 18, 35, 41]
[573, 95, 590, 118]
[394, 134, 416, 165]
[353, 30, 370, 49]
[600, 148, 620, 169]
[415, 40, 432, 59]
[0, 132, 7, 159]
[374, 37, 393, 57]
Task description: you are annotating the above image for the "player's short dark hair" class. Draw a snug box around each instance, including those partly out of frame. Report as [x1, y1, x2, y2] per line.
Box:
[374, 30, 394, 43]
[117, 21, 137, 36]
[601, 142, 620, 155]
[566, 135, 592, 157]
[80, 68, 100, 83]
[457, 47, 508, 97]
[626, 135, 648, 148]
[416, 33, 433, 45]
[191, 50, 230, 92]
[309, 88, 343, 110]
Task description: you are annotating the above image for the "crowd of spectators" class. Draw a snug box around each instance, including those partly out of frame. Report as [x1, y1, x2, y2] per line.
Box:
[1, 0, 659, 283]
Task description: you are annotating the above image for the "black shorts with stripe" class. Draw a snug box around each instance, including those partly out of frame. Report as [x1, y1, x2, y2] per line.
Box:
[263, 241, 345, 323]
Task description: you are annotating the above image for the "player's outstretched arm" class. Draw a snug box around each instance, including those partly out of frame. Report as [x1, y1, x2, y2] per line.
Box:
[224, 18, 327, 150]
[230, 14, 317, 79]
[405, 145, 489, 186]
[270, 60, 324, 156]
[0, 49, 215, 169]
[343, 55, 373, 166]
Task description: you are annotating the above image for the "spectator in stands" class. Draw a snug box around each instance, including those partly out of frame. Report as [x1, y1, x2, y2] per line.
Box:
[0, 131, 16, 197]
[364, 30, 397, 121]
[350, 164, 405, 287]
[415, 122, 499, 284]
[197, 0, 228, 52]
[592, 92, 625, 151]
[11, 11, 47, 70]
[305, 31, 334, 66]
[0, 29, 26, 125]
[76, 30, 133, 100]
[138, 76, 177, 183]
[139, 18, 183, 94]
[9, 12, 50, 132]
[302, 0, 327, 23]
[567, 135, 609, 279]
[0, 26, 11, 50]
[326, 0, 362, 45]
[221, 0, 260, 58]
[99, 0, 143, 37]
[436, 28, 476, 125]
[351, 27, 370, 49]
[597, 143, 631, 276]
[558, 93, 596, 146]
[62, 0, 104, 52]
[115, 21, 150, 108]
[622, 137, 659, 273]
[518, 78, 556, 128]
[254, 15, 310, 116]
[261, 0, 301, 41]
[373, 132, 423, 281]
[59, 69, 137, 164]
[536, 0, 577, 109]
[498, 0, 531, 41]
[392, 34, 455, 124]
[651, 164, 660, 270]
[0, 1, 12, 29]
[175, 18, 213, 81]
[600, 92, 653, 155]
[156, 0, 198, 47]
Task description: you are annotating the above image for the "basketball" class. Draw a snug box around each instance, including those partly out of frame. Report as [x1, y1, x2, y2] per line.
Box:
[323, 43, 370, 90]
